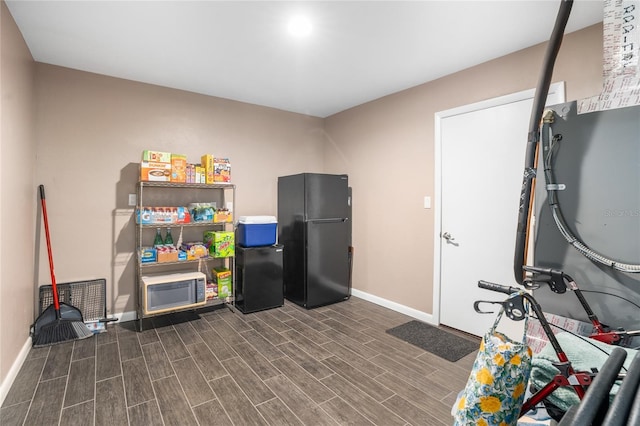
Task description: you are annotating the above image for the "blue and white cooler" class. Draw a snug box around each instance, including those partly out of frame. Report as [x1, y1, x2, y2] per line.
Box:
[237, 216, 277, 247]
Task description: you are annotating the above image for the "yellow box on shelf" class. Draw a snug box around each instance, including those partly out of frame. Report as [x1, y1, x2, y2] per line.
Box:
[201, 154, 215, 184]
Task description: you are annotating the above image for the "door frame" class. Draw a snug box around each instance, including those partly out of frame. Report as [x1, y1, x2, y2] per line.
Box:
[432, 82, 565, 326]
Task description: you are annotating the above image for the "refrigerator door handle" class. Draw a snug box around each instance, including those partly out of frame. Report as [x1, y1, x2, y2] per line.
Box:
[307, 218, 348, 223]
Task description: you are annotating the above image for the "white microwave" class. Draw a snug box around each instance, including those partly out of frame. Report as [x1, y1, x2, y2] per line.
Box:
[141, 271, 207, 315]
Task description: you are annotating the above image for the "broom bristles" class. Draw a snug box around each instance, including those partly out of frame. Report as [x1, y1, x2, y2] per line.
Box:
[33, 319, 93, 348]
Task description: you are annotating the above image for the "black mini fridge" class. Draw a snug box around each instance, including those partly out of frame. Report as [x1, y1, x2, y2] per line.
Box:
[234, 244, 284, 314]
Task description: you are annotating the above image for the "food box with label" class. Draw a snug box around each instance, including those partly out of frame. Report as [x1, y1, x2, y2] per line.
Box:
[207, 231, 234, 258]
[180, 242, 208, 260]
[213, 267, 232, 299]
[142, 150, 171, 163]
[201, 154, 215, 184]
[214, 209, 233, 223]
[195, 165, 203, 183]
[237, 216, 277, 247]
[156, 246, 179, 263]
[205, 282, 218, 300]
[203, 231, 234, 257]
[141, 161, 172, 181]
[139, 247, 157, 263]
[214, 158, 231, 182]
[171, 154, 187, 183]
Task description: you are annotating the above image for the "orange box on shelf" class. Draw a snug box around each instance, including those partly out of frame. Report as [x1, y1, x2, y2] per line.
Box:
[171, 154, 187, 183]
[213, 209, 233, 223]
[201, 154, 215, 184]
[141, 161, 171, 181]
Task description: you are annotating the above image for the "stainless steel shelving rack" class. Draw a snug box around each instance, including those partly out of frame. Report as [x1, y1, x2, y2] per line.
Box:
[135, 181, 236, 330]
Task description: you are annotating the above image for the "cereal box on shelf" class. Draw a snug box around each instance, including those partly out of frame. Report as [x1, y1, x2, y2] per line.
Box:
[171, 154, 187, 183]
[201, 154, 215, 184]
[214, 158, 231, 182]
[180, 242, 208, 260]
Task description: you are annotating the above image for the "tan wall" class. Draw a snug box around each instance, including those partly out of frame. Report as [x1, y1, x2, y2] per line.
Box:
[1, 0, 36, 386]
[323, 23, 604, 314]
[34, 64, 326, 316]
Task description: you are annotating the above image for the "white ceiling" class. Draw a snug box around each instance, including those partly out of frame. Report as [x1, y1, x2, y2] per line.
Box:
[6, 1, 604, 118]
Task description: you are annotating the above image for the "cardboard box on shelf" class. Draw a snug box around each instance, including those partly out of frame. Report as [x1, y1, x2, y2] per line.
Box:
[213, 209, 233, 223]
[171, 154, 187, 183]
[156, 246, 179, 263]
[180, 242, 208, 260]
[207, 231, 235, 258]
[201, 154, 215, 184]
[141, 161, 171, 181]
[139, 247, 157, 263]
[213, 267, 232, 299]
[205, 282, 218, 300]
[214, 158, 231, 182]
[142, 150, 171, 163]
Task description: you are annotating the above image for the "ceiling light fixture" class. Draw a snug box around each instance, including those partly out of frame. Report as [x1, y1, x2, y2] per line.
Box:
[288, 15, 312, 37]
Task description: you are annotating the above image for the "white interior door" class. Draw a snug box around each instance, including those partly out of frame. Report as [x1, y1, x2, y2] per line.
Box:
[435, 83, 564, 337]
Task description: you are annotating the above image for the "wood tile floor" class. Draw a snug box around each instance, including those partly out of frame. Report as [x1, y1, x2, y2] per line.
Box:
[1, 296, 479, 426]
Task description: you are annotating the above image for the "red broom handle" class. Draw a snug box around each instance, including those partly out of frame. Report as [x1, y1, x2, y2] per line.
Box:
[39, 185, 60, 311]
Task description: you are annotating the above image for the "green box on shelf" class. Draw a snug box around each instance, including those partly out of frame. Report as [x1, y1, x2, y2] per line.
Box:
[204, 231, 235, 258]
[213, 267, 232, 298]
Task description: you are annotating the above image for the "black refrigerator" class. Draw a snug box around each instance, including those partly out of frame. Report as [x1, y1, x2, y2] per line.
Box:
[234, 245, 284, 314]
[278, 173, 352, 309]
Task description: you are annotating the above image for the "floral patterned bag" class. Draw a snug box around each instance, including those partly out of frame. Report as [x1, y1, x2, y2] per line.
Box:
[453, 300, 533, 426]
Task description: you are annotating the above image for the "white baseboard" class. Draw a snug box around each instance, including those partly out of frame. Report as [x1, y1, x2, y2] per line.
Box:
[0, 337, 32, 407]
[351, 289, 436, 325]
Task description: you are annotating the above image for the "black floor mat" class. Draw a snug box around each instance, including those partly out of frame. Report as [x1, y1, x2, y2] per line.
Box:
[386, 320, 479, 362]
